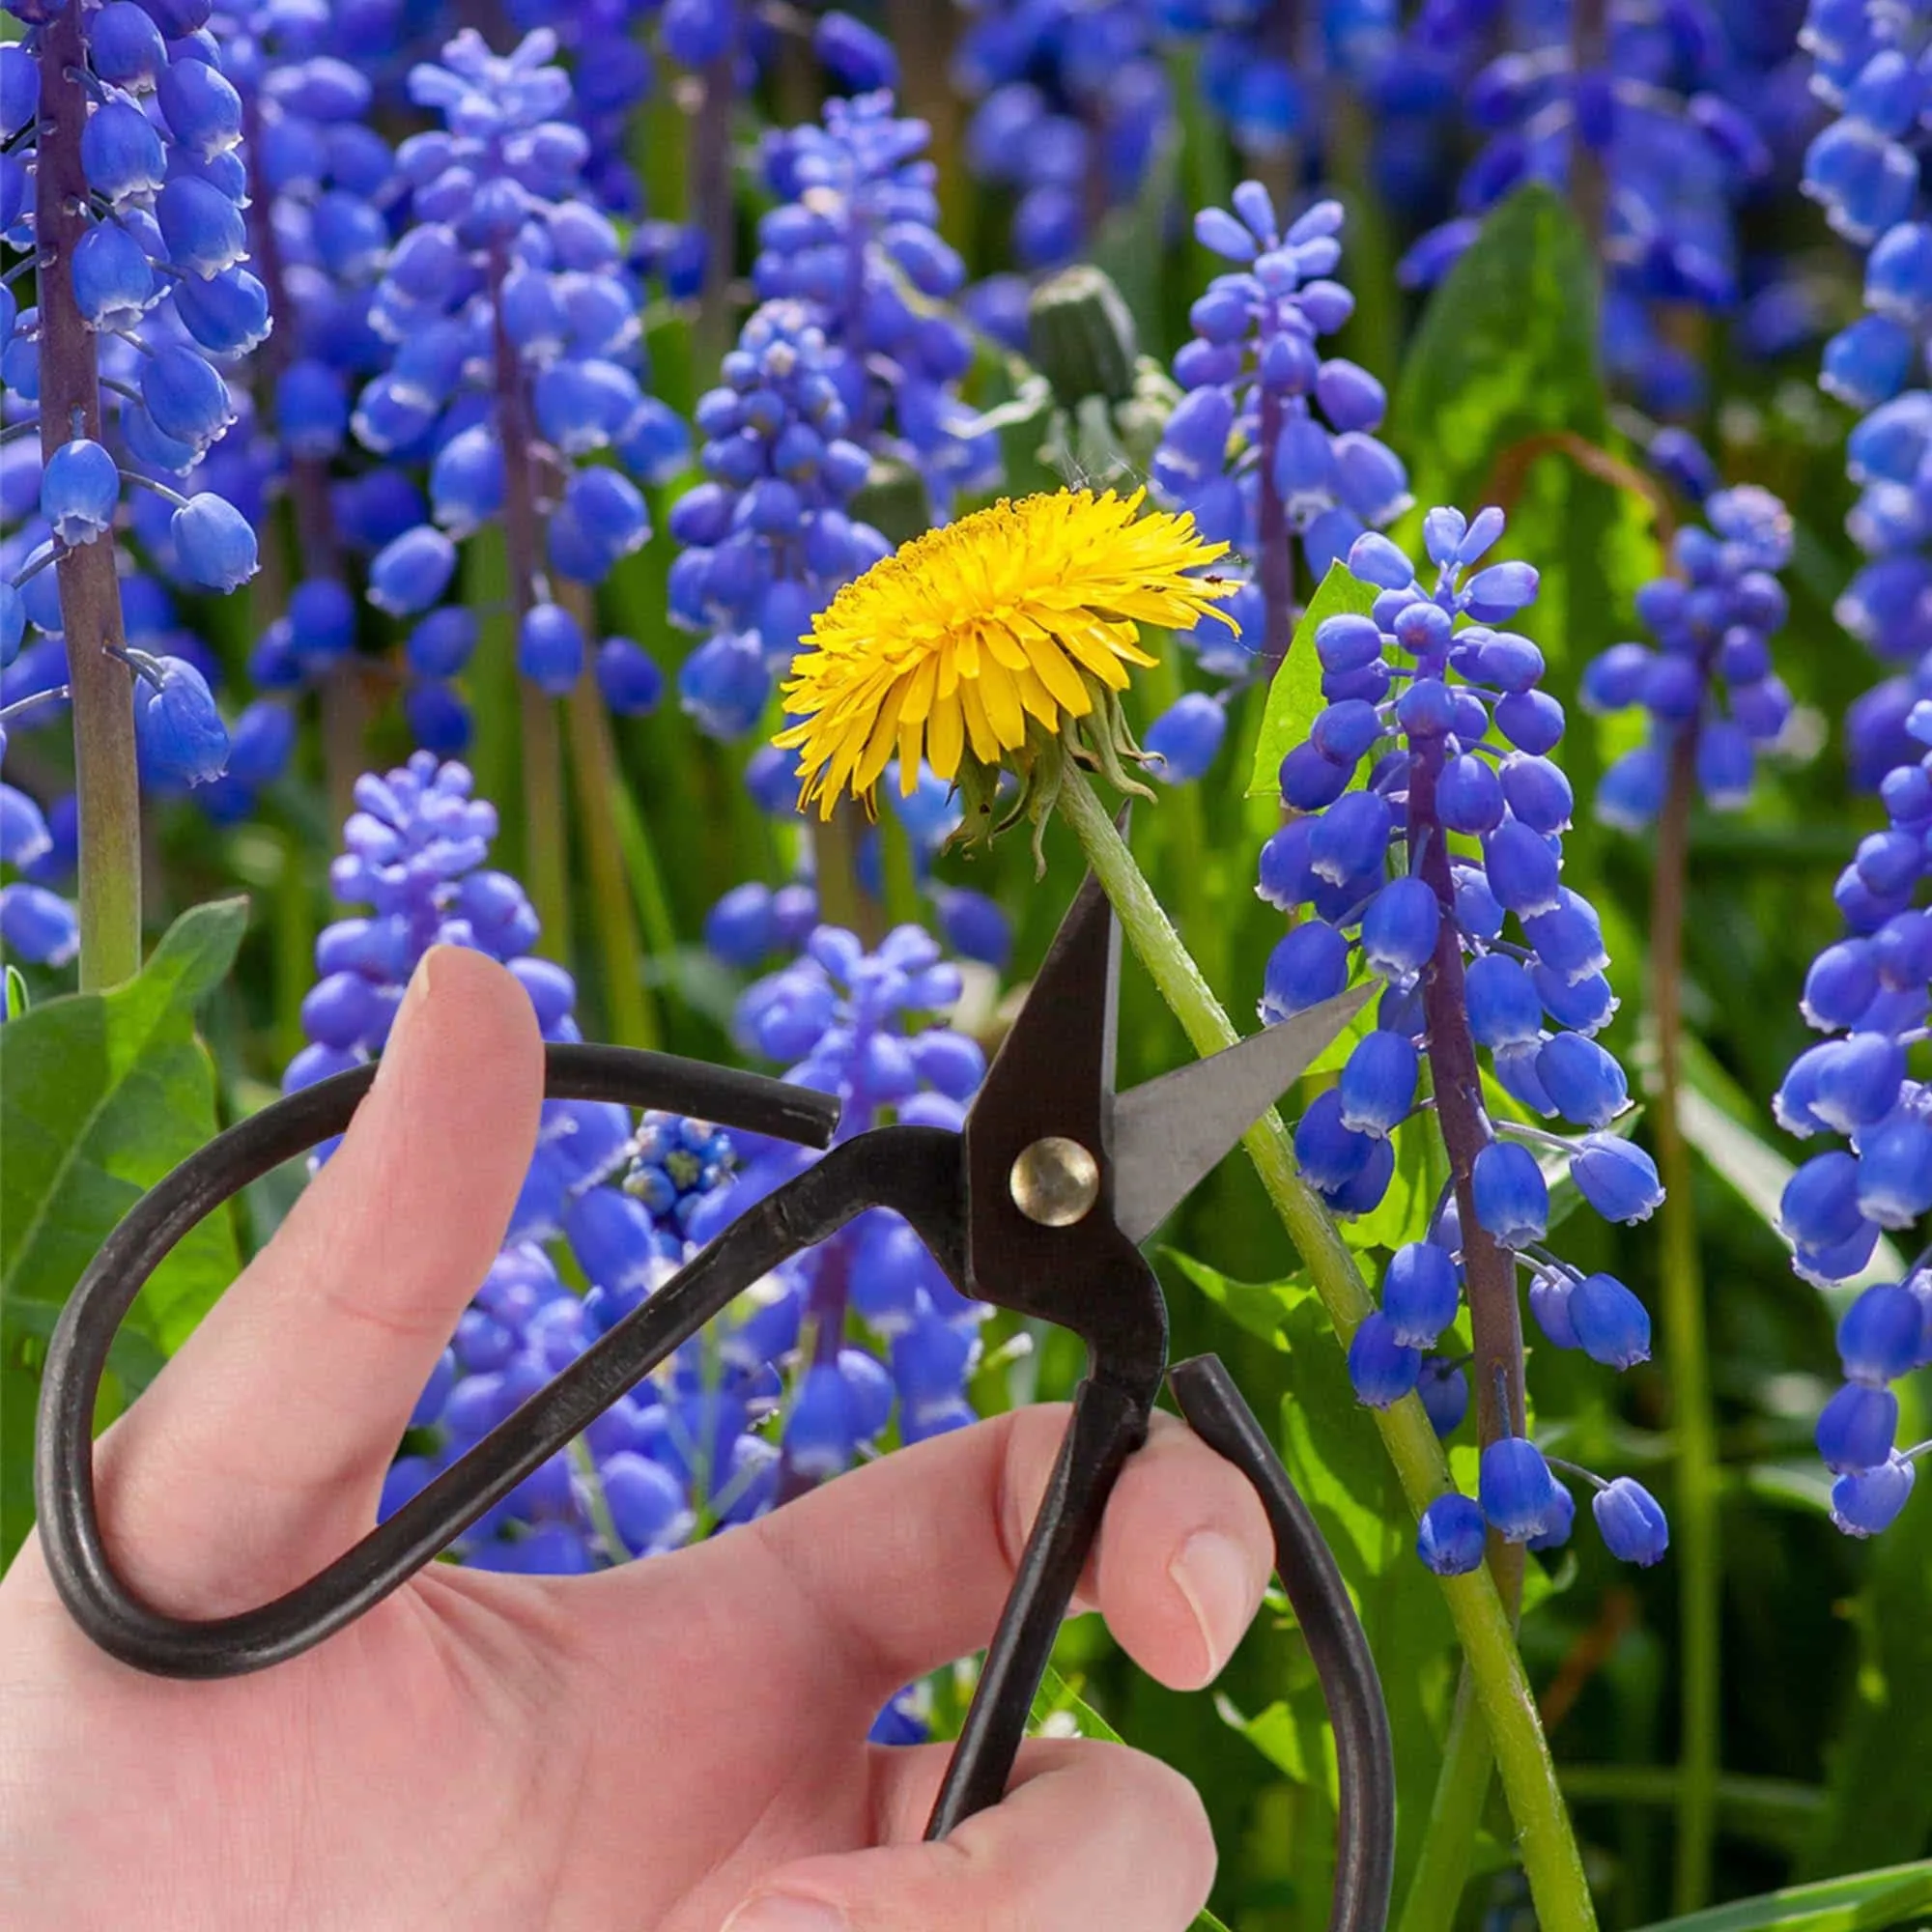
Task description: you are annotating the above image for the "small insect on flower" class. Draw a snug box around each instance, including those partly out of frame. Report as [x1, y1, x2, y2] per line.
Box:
[774, 489, 1236, 859]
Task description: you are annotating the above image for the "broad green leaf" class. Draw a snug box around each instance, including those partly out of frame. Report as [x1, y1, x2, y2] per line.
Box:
[1392, 182, 1605, 522]
[1630, 1860, 1932, 1932]
[1164, 1251, 1460, 1910]
[1247, 564, 1381, 798]
[0, 899, 246, 1570]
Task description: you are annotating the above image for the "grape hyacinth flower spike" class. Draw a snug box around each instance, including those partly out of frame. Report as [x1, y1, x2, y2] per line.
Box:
[4, 0, 260, 978]
[1584, 486, 1796, 829]
[1259, 507, 1666, 1566]
[1154, 183, 1409, 687]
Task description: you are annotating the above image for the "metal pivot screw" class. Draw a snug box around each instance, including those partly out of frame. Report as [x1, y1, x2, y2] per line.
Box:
[1009, 1136, 1100, 1227]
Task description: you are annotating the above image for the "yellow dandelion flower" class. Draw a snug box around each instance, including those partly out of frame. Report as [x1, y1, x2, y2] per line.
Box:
[774, 488, 1236, 846]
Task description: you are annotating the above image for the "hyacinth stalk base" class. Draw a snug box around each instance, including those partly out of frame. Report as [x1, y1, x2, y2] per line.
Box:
[1056, 766, 1596, 1932]
[37, 0, 142, 990]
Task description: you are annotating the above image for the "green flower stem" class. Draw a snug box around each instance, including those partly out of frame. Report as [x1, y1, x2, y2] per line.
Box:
[560, 592, 660, 1050]
[1136, 636, 1216, 983]
[1057, 766, 1596, 1932]
[1398, 1667, 1497, 1932]
[880, 807, 925, 932]
[40, 3, 143, 991]
[606, 765, 682, 968]
[1654, 736, 1720, 1914]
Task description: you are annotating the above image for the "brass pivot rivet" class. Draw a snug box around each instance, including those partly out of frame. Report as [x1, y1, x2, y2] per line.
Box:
[1009, 1136, 1100, 1228]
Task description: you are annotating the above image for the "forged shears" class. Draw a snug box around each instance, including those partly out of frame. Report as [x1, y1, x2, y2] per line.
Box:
[36, 867, 1396, 1932]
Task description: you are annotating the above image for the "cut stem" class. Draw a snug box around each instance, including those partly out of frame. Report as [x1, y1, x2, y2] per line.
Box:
[1056, 766, 1596, 1932]
[1653, 733, 1720, 1914]
[39, 4, 143, 990]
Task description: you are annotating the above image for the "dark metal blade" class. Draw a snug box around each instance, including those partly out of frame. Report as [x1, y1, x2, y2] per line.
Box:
[1110, 984, 1375, 1245]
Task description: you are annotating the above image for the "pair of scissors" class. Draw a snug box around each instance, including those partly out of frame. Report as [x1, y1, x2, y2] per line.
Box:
[35, 867, 1395, 1932]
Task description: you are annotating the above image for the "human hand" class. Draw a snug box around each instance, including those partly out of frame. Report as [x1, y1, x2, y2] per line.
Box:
[0, 945, 1273, 1932]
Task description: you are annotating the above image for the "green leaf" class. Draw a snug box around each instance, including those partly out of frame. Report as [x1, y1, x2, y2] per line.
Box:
[1628, 1860, 1932, 1932]
[0, 899, 246, 1571]
[4, 964, 26, 1020]
[1164, 1250, 1461, 1911]
[1246, 563, 1380, 798]
[1392, 184, 1604, 508]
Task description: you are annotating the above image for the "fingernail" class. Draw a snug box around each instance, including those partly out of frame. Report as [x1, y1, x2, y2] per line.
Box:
[720, 1896, 849, 1932]
[373, 948, 440, 1087]
[1170, 1528, 1257, 1681]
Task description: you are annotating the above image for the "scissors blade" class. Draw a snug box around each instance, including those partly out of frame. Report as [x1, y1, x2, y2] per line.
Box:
[1110, 983, 1377, 1246]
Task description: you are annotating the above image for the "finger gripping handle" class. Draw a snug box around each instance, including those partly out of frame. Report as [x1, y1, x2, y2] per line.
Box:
[33, 1045, 846, 1681]
[1169, 1353, 1396, 1932]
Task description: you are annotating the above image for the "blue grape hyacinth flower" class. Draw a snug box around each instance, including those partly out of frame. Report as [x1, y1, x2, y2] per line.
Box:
[1584, 485, 1796, 829]
[1259, 505, 1666, 1567]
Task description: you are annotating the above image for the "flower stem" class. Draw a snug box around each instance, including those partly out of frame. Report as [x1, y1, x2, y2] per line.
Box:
[1397, 1666, 1495, 1932]
[1057, 766, 1596, 1932]
[39, 6, 142, 991]
[559, 584, 660, 1051]
[1410, 736, 1527, 1612]
[691, 48, 738, 380]
[1653, 734, 1720, 1914]
[487, 239, 571, 962]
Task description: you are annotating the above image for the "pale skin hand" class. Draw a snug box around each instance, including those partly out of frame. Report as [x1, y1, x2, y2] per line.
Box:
[0, 946, 1273, 1932]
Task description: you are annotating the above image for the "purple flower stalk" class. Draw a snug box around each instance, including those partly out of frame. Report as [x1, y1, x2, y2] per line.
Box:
[1261, 507, 1665, 1572]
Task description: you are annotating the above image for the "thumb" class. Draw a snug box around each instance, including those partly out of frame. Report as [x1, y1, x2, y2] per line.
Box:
[720, 1738, 1216, 1932]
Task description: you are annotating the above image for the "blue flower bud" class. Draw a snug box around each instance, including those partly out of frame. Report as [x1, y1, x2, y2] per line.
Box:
[1571, 1133, 1663, 1225]
[1472, 1141, 1548, 1248]
[141, 343, 235, 452]
[1316, 611, 1384, 674]
[1817, 1380, 1900, 1475]
[1418, 1356, 1469, 1437]
[41, 439, 120, 546]
[1858, 1115, 1932, 1229]
[89, 3, 170, 87]
[1830, 1455, 1918, 1537]
[1416, 1492, 1487, 1574]
[1837, 1284, 1923, 1385]
[1382, 1241, 1460, 1347]
[171, 264, 271, 355]
[403, 608, 476, 681]
[1535, 1033, 1629, 1128]
[368, 526, 457, 617]
[601, 1451, 693, 1556]
[679, 630, 770, 739]
[1494, 689, 1565, 753]
[1593, 1477, 1669, 1565]
[1522, 890, 1609, 982]
[1803, 941, 1878, 1031]
[1500, 754, 1573, 835]
[156, 174, 249, 278]
[224, 699, 294, 789]
[1293, 1087, 1375, 1194]
[133, 653, 228, 787]
[156, 50, 242, 158]
[0, 882, 80, 967]
[1526, 1480, 1577, 1552]
[596, 638, 663, 716]
[82, 99, 168, 201]
[1348, 1311, 1422, 1407]
[1780, 1149, 1867, 1253]
[1279, 740, 1352, 810]
[518, 603, 584, 696]
[1570, 1272, 1651, 1369]
[1481, 818, 1563, 918]
[1463, 952, 1542, 1049]
[70, 221, 159, 332]
[1359, 875, 1439, 987]
[1808, 1033, 1907, 1134]
[1261, 918, 1350, 1021]
[933, 885, 1011, 969]
[1463, 560, 1539, 622]
[1145, 693, 1227, 783]
[1479, 1436, 1563, 1543]
[1435, 752, 1504, 833]
[1309, 787, 1392, 884]
[169, 492, 258, 590]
